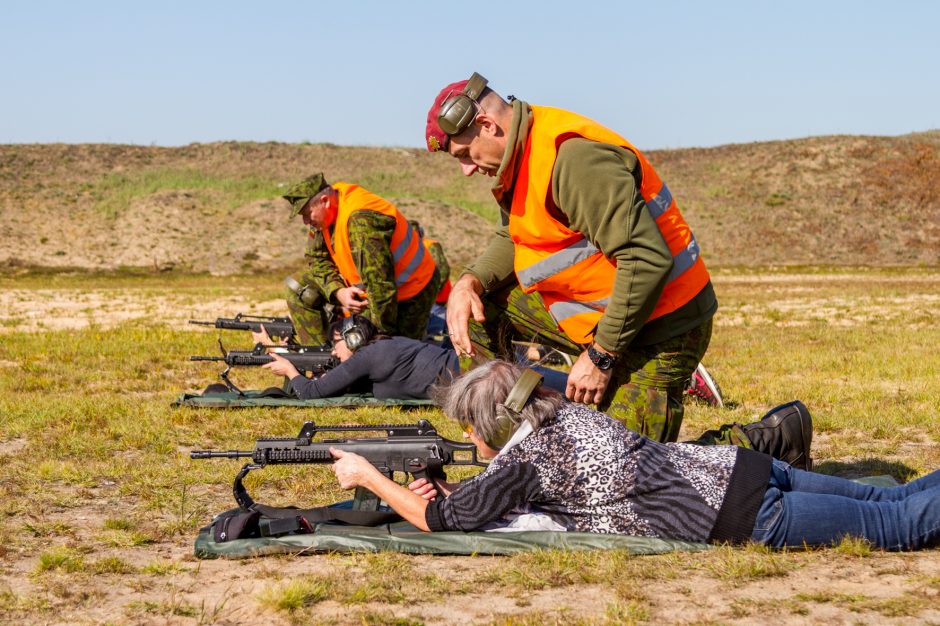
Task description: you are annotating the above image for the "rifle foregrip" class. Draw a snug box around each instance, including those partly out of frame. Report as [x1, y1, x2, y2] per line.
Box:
[261, 448, 334, 463]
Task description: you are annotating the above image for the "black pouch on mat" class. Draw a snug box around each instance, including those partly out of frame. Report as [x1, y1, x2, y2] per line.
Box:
[213, 510, 262, 542]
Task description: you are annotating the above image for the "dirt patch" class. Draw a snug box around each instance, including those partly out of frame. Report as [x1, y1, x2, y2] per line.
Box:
[0, 289, 286, 333]
[0, 438, 28, 456]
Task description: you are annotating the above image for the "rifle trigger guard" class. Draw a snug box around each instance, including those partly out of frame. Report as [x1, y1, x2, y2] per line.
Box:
[422, 458, 446, 482]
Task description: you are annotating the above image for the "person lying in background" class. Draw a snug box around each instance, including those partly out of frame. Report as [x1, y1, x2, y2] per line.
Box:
[329, 360, 940, 550]
[256, 315, 572, 401]
[255, 315, 459, 400]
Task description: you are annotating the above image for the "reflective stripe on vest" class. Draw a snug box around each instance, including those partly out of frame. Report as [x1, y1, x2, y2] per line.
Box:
[669, 236, 700, 282]
[645, 183, 673, 219]
[508, 105, 711, 344]
[391, 222, 416, 265]
[516, 237, 599, 289]
[548, 298, 611, 325]
[394, 231, 428, 287]
[518, 231, 702, 294]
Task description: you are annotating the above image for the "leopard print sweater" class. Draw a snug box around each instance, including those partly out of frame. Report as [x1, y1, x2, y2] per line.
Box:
[426, 402, 761, 543]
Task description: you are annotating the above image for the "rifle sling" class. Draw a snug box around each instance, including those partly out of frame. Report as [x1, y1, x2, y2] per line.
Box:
[213, 503, 403, 543]
[250, 503, 402, 527]
[200, 383, 292, 398]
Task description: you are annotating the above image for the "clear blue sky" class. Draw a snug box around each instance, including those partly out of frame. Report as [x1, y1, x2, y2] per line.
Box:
[2, 1, 937, 149]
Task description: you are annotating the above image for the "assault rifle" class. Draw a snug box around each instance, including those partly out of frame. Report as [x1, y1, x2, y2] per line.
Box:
[190, 340, 336, 395]
[191, 419, 486, 511]
[189, 314, 296, 342]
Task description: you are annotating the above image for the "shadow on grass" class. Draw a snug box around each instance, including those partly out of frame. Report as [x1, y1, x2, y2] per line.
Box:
[814, 459, 918, 482]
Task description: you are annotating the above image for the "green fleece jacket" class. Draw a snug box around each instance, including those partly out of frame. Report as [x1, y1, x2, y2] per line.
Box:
[465, 100, 716, 353]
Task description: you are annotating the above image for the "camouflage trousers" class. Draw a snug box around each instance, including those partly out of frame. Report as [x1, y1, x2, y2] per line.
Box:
[690, 420, 751, 448]
[467, 282, 735, 444]
[286, 268, 442, 345]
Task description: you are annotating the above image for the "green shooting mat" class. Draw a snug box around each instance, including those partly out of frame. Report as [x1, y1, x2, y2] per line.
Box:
[173, 390, 435, 409]
[193, 476, 899, 559]
[194, 512, 712, 559]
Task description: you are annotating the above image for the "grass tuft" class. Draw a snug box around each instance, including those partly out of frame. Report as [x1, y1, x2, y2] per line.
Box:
[833, 535, 874, 557]
[257, 578, 333, 613]
[704, 544, 793, 582]
[35, 547, 85, 574]
[91, 168, 281, 219]
[141, 560, 189, 576]
[90, 556, 137, 574]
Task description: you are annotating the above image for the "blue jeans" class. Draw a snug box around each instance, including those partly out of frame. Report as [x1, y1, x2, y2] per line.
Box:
[751, 460, 940, 550]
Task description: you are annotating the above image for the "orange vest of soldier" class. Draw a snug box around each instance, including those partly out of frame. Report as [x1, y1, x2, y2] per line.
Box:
[322, 182, 437, 301]
[509, 105, 710, 345]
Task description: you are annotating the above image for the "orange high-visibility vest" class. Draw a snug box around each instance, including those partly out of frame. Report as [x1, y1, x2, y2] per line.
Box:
[509, 106, 710, 344]
[323, 182, 436, 301]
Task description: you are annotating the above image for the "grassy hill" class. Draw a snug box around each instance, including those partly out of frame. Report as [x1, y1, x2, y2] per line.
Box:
[1, 130, 937, 275]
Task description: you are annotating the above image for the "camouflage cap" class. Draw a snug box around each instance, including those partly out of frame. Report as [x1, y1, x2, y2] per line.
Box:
[282, 173, 329, 217]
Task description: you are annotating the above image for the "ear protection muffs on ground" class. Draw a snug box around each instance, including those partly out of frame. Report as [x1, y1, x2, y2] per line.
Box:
[486, 368, 543, 450]
[437, 72, 488, 137]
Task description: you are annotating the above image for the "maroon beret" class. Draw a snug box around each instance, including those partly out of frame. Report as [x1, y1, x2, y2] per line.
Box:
[425, 78, 469, 153]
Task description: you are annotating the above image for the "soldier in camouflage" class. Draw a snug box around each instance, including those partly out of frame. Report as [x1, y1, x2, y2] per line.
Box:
[282, 173, 445, 345]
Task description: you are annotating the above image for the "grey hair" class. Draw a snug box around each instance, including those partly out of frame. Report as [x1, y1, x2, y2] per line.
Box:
[431, 360, 563, 444]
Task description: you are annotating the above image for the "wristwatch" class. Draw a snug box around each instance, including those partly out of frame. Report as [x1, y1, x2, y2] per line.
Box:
[587, 344, 617, 370]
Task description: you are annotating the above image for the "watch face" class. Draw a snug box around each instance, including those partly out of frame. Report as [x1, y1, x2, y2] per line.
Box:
[589, 346, 614, 370]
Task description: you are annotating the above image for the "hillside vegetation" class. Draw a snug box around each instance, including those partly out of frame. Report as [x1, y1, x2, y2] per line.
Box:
[1, 131, 938, 275]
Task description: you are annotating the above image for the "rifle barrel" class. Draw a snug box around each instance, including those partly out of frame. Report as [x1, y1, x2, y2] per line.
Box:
[190, 356, 224, 362]
[190, 450, 253, 459]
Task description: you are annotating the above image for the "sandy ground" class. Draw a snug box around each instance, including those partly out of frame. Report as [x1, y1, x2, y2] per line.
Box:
[3, 273, 939, 334]
[2, 487, 939, 625]
[0, 289, 285, 334]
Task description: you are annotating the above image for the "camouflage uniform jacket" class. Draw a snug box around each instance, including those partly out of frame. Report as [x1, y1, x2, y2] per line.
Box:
[298, 210, 404, 333]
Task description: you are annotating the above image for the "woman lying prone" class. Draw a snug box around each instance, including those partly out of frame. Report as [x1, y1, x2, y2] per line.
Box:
[329, 360, 940, 550]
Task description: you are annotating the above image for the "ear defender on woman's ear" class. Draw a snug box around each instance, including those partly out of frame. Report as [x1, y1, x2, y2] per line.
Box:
[341, 315, 367, 352]
[484, 369, 543, 450]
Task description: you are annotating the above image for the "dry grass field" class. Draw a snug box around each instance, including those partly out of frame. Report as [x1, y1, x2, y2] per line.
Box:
[0, 269, 938, 625]
[0, 135, 938, 624]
